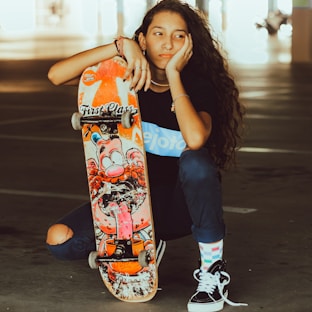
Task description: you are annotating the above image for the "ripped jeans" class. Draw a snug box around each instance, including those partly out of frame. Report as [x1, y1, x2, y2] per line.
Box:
[47, 148, 225, 260]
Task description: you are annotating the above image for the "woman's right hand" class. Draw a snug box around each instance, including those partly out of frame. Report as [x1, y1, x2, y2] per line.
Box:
[122, 38, 151, 92]
[48, 37, 151, 91]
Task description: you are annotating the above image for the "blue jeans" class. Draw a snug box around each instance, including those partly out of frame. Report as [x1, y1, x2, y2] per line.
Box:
[178, 149, 225, 243]
[47, 148, 225, 260]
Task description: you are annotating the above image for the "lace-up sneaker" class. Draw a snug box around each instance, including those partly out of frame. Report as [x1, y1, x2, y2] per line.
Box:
[187, 260, 247, 312]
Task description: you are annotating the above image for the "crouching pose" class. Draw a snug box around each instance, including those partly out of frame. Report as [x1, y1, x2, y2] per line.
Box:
[46, 1, 247, 311]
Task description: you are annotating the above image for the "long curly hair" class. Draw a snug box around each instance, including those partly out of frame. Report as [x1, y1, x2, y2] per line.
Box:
[135, 0, 245, 170]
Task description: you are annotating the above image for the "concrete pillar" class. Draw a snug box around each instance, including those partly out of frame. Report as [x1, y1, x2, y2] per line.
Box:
[196, 0, 209, 17]
[291, 0, 312, 62]
[117, 0, 124, 36]
[221, 0, 227, 31]
[268, 0, 279, 12]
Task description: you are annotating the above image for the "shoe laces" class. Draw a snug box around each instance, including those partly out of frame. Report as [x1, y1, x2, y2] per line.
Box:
[193, 269, 248, 307]
[156, 240, 166, 267]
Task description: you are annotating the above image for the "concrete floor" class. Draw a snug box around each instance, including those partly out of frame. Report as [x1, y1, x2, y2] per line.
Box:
[0, 37, 312, 312]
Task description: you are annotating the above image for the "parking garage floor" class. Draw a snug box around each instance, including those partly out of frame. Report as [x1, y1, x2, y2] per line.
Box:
[0, 36, 311, 312]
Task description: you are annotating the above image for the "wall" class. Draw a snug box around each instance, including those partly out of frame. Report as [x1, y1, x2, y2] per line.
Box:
[292, 0, 312, 62]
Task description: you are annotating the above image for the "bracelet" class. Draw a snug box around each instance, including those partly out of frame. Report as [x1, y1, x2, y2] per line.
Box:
[114, 36, 125, 57]
[171, 94, 189, 113]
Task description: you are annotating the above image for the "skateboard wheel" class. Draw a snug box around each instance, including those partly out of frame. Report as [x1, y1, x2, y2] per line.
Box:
[88, 251, 99, 269]
[71, 112, 83, 130]
[121, 111, 133, 129]
[138, 250, 149, 267]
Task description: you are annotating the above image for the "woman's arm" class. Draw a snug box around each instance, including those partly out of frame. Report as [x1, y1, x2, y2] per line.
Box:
[48, 43, 117, 86]
[170, 74, 212, 150]
[48, 38, 151, 90]
[166, 35, 212, 150]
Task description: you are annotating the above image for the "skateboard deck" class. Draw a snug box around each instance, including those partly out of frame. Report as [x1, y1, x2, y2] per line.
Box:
[74, 56, 158, 302]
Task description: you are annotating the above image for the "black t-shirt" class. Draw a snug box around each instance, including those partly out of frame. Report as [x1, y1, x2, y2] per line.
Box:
[138, 78, 217, 186]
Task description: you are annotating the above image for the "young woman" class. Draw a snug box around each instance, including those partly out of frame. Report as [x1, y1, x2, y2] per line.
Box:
[47, 1, 246, 311]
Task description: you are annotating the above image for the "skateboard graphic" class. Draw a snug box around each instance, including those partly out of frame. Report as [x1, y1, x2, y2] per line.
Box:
[72, 57, 158, 302]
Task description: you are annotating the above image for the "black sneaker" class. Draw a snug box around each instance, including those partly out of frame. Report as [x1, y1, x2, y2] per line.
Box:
[187, 260, 247, 312]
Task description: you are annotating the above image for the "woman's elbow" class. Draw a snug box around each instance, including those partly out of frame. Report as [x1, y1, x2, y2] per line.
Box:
[185, 134, 209, 150]
[47, 66, 64, 86]
[48, 70, 59, 85]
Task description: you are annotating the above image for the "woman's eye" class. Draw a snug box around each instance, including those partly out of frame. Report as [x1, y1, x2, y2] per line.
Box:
[175, 33, 185, 39]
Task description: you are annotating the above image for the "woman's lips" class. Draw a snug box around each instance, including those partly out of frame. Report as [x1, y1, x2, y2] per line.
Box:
[159, 54, 173, 58]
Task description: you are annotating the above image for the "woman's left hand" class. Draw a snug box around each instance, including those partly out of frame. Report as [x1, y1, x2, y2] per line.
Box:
[166, 33, 193, 76]
[122, 38, 151, 92]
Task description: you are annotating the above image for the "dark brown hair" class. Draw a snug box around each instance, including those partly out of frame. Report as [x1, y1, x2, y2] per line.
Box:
[135, 0, 245, 170]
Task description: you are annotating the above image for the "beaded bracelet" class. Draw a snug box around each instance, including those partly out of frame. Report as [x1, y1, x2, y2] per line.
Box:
[114, 36, 125, 57]
[171, 94, 189, 113]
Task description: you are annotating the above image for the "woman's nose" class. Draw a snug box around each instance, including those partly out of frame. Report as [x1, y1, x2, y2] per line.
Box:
[162, 36, 173, 50]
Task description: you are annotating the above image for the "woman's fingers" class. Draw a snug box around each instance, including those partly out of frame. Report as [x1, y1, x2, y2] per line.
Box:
[131, 61, 144, 89]
[125, 59, 150, 92]
[166, 34, 193, 74]
[122, 38, 150, 91]
[144, 66, 151, 92]
[182, 33, 193, 61]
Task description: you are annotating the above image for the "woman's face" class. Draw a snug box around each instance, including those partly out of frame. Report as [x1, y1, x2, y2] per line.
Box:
[140, 11, 188, 70]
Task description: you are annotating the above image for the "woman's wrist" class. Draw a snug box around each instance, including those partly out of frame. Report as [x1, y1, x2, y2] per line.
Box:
[166, 68, 180, 82]
[171, 93, 189, 113]
[167, 70, 184, 94]
[114, 36, 125, 57]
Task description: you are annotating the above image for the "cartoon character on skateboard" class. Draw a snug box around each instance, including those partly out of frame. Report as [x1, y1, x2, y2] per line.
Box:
[72, 57, 158, 302]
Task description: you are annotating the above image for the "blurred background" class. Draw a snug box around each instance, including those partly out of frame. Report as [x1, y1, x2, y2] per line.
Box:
[1, 2, 312, 311]
[0, 0, 301, 64]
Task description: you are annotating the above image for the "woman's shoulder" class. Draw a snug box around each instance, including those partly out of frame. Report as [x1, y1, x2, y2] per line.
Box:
[183, 71, 215, 97]
[182, 71, 217, 115]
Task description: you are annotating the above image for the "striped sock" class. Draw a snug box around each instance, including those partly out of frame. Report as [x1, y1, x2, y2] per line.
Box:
[199, 240, 223, 271]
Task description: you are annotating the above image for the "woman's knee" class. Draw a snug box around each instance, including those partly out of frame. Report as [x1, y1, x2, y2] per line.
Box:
[179, 149, 219, 184]
[46, 223, 74, 245]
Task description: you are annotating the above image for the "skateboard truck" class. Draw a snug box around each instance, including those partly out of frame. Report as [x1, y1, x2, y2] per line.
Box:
[88, 239, 151, 269]
[114, 243, 126, 259]
[71, 111, 133, 131]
